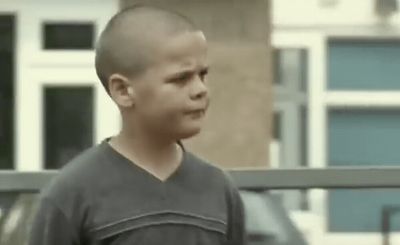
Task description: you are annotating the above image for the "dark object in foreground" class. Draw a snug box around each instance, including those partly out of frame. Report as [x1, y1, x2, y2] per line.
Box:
[0, 191, 306, 245]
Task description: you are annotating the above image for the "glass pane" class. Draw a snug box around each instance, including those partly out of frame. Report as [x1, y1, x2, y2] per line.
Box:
[328, 109, 400, 232]
[270, 107, 309, 211]
[43, 23, 94, 50]
[0, 15, 15, 169]
[272, 111, 281, 140]
[300, 105, 308, 167]
[329, 189, 400, 232]
[44, 86, 94, 169]
[328, 40, 400, 90]
[273, 48, 308, 91]
[273, 49, 282, 85]
[328, 109, 400, 166]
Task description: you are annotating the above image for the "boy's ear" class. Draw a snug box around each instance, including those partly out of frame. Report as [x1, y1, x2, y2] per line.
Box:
[108, 73, 135, 107]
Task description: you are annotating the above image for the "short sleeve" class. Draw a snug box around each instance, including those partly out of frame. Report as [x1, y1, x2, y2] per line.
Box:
[28, 197, 79, 245]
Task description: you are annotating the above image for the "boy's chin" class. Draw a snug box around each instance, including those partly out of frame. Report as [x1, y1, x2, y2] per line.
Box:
[174, 127, 202, 140]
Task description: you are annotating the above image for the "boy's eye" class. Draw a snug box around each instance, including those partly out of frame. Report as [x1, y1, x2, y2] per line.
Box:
[199, 69, 208, 81]
[170, 73, 192, 83]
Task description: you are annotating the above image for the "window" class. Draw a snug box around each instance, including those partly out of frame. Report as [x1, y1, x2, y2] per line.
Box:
[328, 39, 400, 90]
[329, 109, 400, 167]
[272, 111, 282, 141]
[272, 48, 309, 211]
[328, 109, 400, 231]
[44, 86, 94, 169]
[273, 48, 307, 91]
[42, 22, 94, 50]
[272, 48, 309, 168]
[0, 15, 15, 169]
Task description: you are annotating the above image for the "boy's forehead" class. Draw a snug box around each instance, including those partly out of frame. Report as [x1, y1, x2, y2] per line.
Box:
[158, 32, 208, 68]
[158, 31, 207, 58]
[112, 12, 207, 68]
[121, 23, 203, 49]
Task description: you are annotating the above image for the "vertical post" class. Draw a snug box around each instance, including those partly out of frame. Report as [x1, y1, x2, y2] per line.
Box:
[381, 207, 400, 245]
[381, 207, 390, 245]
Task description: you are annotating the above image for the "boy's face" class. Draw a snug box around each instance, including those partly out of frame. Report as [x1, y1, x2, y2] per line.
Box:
[129, 31, 209, 140]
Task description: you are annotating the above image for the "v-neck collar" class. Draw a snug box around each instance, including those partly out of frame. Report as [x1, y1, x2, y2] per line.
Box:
[101, 138, 187, 184]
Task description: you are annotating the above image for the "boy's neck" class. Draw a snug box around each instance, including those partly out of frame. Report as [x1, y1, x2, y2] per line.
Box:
[108, 126, 183, 180]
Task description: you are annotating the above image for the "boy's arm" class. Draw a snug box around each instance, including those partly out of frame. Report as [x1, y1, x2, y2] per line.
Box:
[226, 179, 246, 245]
[29, 197, 80, 245]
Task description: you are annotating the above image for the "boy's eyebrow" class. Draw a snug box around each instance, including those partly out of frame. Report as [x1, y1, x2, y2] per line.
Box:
[168, 66, 209, 78]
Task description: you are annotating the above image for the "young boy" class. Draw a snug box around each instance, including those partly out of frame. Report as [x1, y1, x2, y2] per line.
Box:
[29, 5, 245, 245]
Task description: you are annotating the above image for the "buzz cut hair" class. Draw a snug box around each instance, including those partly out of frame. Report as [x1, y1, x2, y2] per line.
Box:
[95, 5, 198, 94]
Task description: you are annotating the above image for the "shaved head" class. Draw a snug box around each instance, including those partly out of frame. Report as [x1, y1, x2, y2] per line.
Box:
[95, 5, 198, 93]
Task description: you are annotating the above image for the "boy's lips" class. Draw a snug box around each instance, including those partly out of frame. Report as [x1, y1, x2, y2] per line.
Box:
[184, 108, 206, 117]
[184, 100, 209, 116]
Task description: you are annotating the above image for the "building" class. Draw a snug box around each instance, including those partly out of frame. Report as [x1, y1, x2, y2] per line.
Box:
[272, 0, 400, 244]
[0, 0, 272, 172]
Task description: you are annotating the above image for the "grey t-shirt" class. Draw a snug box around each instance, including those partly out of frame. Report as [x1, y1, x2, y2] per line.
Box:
[29, 141, 245, 245]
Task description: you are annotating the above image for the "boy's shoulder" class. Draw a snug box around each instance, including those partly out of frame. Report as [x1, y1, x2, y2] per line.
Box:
[40, 142, 110, 202]
[183, 151, 235, 188]
[184, 150, 220, 172]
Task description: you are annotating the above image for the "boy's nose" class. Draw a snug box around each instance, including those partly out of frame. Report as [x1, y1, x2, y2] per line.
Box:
[189, 76, 208, 100]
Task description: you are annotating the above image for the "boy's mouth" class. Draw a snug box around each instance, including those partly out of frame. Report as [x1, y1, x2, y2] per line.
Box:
[184, 109, 206, 118]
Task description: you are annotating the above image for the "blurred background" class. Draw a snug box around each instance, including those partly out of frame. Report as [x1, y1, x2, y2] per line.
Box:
[2, 0, 400, 244]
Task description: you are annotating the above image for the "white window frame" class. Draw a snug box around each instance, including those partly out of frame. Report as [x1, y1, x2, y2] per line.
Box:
[323, 29, 400, 245]
[274, 27, 400, 244]
[272, 31, 328, 243]
[0, 0, 119, 171]
[26, 68, 121, 171]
